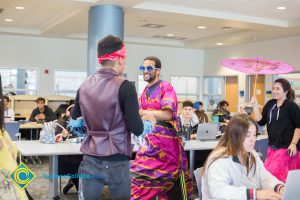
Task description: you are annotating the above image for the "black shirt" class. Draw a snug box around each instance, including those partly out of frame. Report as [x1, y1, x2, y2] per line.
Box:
[258, 99, 300, 149]
[29, 105, 56, 122]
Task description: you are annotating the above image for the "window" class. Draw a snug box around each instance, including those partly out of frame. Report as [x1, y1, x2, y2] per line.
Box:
[171, 76, 199, 101]
[0, 68, 39, 95]
[54, 70, 87, 97]
[137, 75, 147, 96]
[278, 73, 300, 105]
[203, 76, 224, 111]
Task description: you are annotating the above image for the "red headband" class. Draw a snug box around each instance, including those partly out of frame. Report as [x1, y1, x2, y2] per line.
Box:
[98, 45, 127, 64]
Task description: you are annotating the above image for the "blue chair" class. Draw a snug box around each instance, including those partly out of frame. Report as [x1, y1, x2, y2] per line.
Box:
[5, 122, 21, 141]
[254, 138, 269, 162]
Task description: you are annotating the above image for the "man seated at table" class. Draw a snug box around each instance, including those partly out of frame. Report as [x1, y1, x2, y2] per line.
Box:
[179, 100, 199, 140]
[29, 97, 55, 123]
[3, 95, 15, 122]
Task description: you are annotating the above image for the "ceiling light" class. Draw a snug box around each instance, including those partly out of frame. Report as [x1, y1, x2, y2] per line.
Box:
[197, 26, 206, 29]
[222, 27, 231, 31]
[216, 42, 224, 46]
[73, 0, 98, 3]
[166, 33, 174, 37]
[15, 6, 24, 10]
[276, 6, 287, 10]
[152, 35, 187, 40]
[141, 23, 165, 28]
[5, 19, 13, 22]
[252, 37, 257, 40]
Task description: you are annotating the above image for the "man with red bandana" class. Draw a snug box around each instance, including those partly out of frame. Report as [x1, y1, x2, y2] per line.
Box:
[70, 35, 154, 199]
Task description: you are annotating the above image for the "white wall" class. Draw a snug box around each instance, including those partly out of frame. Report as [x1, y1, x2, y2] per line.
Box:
[203, 35, 300, 104]
[0, 34, 204, 96]
[0, 35, 87, 96]
[126, 43, 204, 98]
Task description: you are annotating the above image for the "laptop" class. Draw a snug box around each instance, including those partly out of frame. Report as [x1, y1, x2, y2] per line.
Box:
[282, 170, 300, 200]
[196, 123, 220, 141]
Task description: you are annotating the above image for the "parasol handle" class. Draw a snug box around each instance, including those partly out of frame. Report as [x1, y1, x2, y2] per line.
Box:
[253, 74, 258, 98]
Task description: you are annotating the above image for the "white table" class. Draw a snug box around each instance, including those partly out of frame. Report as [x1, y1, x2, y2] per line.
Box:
[15, 135, 268, 199]
[14, 141, 81, 199]
[20, 122, 43, 140]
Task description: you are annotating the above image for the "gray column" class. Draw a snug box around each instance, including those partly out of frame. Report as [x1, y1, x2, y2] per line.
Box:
[87, 5, 124, 75]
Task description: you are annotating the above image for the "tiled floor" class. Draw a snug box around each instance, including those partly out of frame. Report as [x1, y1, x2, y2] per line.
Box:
[25, 157, 199, 200]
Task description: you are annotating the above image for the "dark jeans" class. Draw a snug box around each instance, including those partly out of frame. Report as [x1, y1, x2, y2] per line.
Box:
[78, 155, 130, 200]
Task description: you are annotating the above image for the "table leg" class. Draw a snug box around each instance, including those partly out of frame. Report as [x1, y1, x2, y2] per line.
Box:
[49, 155, 60, 199]
[189, 150, 195, 182]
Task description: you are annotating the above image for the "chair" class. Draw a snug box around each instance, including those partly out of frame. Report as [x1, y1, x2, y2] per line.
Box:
[254, 138, 268, 162]
[194, 167, 203, 200]
[5, 122, 22, 163]
[5, 122, 21, 141]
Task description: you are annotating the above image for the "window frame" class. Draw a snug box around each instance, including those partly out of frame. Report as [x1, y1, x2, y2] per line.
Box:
[0, 67, 39, 95]
[53, 69, 87, 97]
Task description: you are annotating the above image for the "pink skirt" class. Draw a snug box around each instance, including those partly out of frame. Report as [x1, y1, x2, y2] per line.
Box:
[264, 147, 300, 182]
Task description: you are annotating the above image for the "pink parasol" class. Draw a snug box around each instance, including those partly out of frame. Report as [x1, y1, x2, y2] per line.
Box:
[221, 57, 294, 75]
[221, 57, 294, 95]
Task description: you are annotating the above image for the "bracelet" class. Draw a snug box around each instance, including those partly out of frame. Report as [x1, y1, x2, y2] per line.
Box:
[291, 142, 297, 145]
[278, 185, 284, 193]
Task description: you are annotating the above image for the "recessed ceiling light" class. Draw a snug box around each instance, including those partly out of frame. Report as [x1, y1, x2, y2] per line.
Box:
[197, 26, 206, 29]
[5, 19, 13, 22]
[216, 42, 224, 46]
[141, 23, 165, 28]
[277, 6, 287, 10]
[166, 33, 174, 37]
[73, 0, 98, 3]
[15, 6, 24, 10]
[222, 26, 231, 31]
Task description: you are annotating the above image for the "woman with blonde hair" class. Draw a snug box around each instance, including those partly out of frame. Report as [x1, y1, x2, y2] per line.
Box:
[202, 114, 284, 200]
[0, 76, 28, 199]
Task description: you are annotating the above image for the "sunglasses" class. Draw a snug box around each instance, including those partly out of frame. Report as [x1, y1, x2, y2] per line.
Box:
[138, 65, 159, 72]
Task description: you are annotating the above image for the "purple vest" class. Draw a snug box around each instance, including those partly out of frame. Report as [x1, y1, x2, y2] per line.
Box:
[79, 68, 131, 157]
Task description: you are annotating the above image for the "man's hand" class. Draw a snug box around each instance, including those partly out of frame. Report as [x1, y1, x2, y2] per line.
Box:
[39, 114, 46, 120]
[142, 114, 156, 126]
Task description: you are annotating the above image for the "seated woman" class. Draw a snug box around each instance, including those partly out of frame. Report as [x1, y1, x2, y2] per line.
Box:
[55, 102, 82, 195]
[202, 114, 285, 200]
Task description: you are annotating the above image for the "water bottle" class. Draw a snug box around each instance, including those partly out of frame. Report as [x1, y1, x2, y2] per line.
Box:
[212, 115, 219, 123]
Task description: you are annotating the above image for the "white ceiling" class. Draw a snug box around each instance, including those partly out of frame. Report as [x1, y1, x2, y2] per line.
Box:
[1, 0, 300, 48]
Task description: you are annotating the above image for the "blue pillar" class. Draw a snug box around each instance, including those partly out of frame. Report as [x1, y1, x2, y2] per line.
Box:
[87, 5, 124, 75]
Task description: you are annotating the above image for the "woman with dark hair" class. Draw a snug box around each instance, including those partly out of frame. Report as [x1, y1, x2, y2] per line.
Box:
[252, 78, 300, 182]
[0, 76, 28, 199]
[202, 114, 284, 200]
